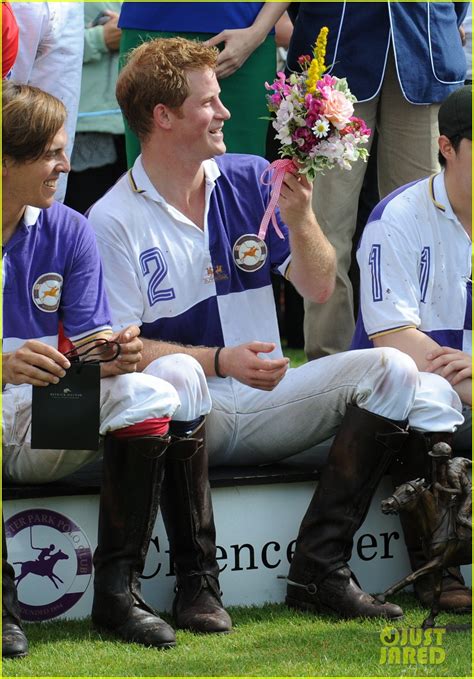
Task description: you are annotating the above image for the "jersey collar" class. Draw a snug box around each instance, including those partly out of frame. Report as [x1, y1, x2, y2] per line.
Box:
[128, 155, 221, 203]
[429, 171, 456, 222]
[23, 206, 41, 227]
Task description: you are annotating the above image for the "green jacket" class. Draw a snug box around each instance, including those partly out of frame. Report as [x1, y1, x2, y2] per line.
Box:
[77, 1, 124, 134]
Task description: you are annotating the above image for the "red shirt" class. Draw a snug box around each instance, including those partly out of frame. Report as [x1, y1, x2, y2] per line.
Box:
[2, 2, 19, 78]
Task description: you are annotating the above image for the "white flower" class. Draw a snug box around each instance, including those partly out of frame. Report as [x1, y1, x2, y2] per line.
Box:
[273, 121, 292, 146]
[312, 117, 330, 138]
[312, 137, 344, 160]
[342, 141, 359, 162]
[275, 99, 294, 127]
[294, 114, 307, 128]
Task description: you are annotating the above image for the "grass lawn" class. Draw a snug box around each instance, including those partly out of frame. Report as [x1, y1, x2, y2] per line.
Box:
[3, 597, 471, 677]
[283, 346, 307, 369]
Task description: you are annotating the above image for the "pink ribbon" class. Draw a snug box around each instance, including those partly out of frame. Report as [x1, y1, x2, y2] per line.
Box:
[258, 159, 296, 241]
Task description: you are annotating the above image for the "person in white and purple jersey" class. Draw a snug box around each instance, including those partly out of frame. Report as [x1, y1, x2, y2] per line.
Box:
[352, 85, 472, 612]
[89, 38, 467, 621]
[2, 82, 231, 659]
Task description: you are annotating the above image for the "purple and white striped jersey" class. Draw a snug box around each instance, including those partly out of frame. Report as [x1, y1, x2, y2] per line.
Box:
[351, 172, 472, 354]
[89, 154, 292, 360]
[3, 202, 112, 353]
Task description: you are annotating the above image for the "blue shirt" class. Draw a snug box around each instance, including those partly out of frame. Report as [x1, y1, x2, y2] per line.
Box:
[118, 2, 270, 35]
[3, 203, 112, 352]
[286, 2, 468, 103]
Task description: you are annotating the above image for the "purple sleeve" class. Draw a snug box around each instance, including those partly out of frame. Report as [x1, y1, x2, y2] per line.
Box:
[59, 214, 112, 341]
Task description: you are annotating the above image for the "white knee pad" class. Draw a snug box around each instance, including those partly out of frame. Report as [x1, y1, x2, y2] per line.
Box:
[361, 347, 464, 432]
[143, 354, 212, 421]
[100, 372, 180, 433]
[410, 372, 464, 433]
[360, 347, 419, 422]
[379, 347, 419, 393]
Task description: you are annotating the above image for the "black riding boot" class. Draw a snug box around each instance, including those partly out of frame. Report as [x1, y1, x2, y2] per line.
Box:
[391, 430, 471, 612]
[286, 405, 408, 619]
[160, 421, 232, 633]
[92, 434, 176, 648]
[2, 518, 28, 658]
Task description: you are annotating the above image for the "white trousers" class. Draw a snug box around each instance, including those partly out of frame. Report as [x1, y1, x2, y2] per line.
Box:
[206, 347, 463, 466]
[3, 354, 211, 484]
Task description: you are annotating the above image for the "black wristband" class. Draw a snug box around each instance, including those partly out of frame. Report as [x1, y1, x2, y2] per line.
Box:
[214, 347, 225, 378]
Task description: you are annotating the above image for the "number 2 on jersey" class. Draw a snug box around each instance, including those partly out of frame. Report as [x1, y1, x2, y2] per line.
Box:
[139, 247, 176, 306]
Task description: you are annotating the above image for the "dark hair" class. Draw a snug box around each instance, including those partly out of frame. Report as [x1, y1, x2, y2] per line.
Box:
[2, 81, 66, 162]
[438, 134, 463, 167]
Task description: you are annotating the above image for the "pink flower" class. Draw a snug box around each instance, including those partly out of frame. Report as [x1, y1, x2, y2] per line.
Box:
[269, 93, 282, 107]
[305, 94, 323, 116]
[298, 54, 312, 67]
[321, 90, 354, 129]
[320, 74, 337, 87]
[292, 127, 317, 153]
[265, 72, 292, 96]
[316, 74, 338, 99]
[349, 116, 371, 137]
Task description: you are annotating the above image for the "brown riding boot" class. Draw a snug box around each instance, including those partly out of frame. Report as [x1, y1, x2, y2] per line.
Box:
[287, 405, 408, 619]
[161, 421, 232, 634]
[92, 434, 177, 648]
[2, 520, 28, 659]
[391, 430, 472, 613]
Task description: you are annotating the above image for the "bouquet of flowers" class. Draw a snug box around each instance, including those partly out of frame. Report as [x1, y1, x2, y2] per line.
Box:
[258, 27, 371, 240]
[266, 26, 371, 180]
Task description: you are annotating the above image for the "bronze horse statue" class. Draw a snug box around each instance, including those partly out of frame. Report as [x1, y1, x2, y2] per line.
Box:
[377, 443, 471, 628]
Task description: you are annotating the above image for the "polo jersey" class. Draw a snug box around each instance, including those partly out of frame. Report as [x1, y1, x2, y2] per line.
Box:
[118, 2, 269, 34]
[2, 203, 112, 353]
[351, 172, 472, 354]
[89, 154, 291, 359]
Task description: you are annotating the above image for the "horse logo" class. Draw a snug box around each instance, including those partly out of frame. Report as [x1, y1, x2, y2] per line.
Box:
[14, 548, 69, 589]
[5, 509, 93, 621]
[233, 235, 268, 272]
[32, 273, 63, 312]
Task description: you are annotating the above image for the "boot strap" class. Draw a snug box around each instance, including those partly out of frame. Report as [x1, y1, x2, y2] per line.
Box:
[167, 436, 203, 461]
[278, 575, 318, 595]
[175, 570, 222, 601]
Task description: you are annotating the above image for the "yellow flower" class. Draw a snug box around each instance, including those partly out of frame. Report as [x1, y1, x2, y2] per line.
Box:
[306, 26, 329, 93]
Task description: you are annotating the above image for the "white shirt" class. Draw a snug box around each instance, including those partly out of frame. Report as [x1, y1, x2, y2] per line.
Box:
[11, 2, 84, 202]
[88, 154, 291, 360]
[353, 171, 472, 354]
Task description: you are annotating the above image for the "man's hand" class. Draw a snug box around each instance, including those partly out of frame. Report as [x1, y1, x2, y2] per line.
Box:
[2, 340, 70, 387]
[218, 341, 289, 390]
[205, 27, 263, 79]
[277, 169, 314, 229]
[102, 11, 121, 52]
[425, 346, 472, 385]
[101, 325, 143, 378]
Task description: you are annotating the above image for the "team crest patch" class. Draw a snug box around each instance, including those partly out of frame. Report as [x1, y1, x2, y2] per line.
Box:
[32, 273, 63, 312]
[5, 509, 93, 621]
[233, 235, 267, 272]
